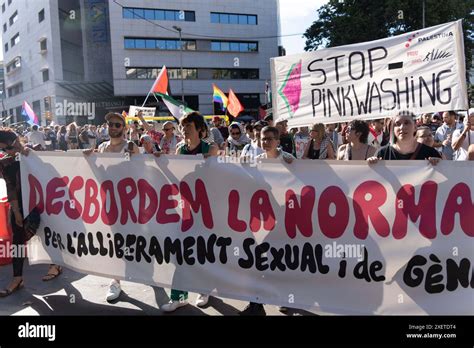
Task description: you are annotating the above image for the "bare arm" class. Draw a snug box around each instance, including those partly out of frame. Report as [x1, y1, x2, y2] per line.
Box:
[136, 111, 153, 132]
[326, 142, 335, 159]
[302, 140, 311, 159]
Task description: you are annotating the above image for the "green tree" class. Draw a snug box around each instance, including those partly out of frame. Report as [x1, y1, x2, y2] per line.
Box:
[304, 0, 473, 85]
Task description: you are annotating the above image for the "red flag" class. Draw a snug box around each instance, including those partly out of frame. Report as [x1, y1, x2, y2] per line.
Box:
[150, 66, 169, 94]
[227, 89, 244, 117]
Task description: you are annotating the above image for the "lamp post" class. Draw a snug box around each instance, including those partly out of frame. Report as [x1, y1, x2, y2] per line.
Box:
[173, 25, 185, 102]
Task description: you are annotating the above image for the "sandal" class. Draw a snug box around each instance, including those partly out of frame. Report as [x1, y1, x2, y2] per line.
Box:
[0, 280, 24, 297]
[42, 266, 63, 281]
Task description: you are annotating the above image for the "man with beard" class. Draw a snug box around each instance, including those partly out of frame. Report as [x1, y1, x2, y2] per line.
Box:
[84, 112, 140, 301]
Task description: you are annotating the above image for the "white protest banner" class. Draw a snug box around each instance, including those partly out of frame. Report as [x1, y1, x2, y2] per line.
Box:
[21, 153, 473, 315]
[271, 20, 468, 127]
[128, 106, 156, 118]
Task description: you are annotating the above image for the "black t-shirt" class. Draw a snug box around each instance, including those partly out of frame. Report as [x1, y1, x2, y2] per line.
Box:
[376, 143, 442, 160]
[279, 134, 294, 155]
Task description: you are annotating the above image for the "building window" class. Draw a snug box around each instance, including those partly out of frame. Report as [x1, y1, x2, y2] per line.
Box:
[211, 41, 258, 52]
[210, 12, 257, 25]
[42, 69, 49, 82]
[122, 7, 195, 22]
[212, 68, 259, 80]
[124, 37, 196, 51]
[4, 42, 7, 52]
[7, 83, 23, 97]
[38, 9, 45, 23]
[9, 11, 18, 26]
[39, 38, 47, 51]
[11, 33, 19, 47]
[126, 67, 197, 80]
[3, 23, 6, 32]
[6, 56, 21, 73]
[1, 4, 4, 13]
[7, 0, 11, 5]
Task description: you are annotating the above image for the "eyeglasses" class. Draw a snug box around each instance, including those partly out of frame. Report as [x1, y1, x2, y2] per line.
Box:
[107, 122, 123, 128]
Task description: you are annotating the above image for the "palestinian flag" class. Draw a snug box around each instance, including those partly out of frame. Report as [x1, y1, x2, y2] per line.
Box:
[156, 93, 194, 120]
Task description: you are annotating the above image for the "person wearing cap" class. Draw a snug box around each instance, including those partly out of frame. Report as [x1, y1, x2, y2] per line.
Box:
[451, 110, 474, 161]
[212, 116, 229, 142]
[159, 121, 181, 154]
[84, 112, 140, 302]
[264, 114, 274, 127]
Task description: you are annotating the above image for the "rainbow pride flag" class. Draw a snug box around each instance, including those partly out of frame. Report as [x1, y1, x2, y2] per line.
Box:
[212, 84, 228, 111]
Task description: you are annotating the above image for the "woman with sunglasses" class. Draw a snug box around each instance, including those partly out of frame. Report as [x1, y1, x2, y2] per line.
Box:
[302, 123, 335, 159]
[337, 120, 376, 160]
[224, 122, 250, 156]
[159, 121, 181, 154]
[367, 111, 441, 164]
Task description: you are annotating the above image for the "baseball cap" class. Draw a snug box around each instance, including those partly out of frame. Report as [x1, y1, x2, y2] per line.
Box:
[105, 112, 126, 125]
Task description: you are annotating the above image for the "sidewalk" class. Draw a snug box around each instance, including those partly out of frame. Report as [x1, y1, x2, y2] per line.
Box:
[0, 263, 317, 316]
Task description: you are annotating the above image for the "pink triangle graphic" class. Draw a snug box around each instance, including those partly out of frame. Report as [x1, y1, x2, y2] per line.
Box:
[282, 61, 302, 115]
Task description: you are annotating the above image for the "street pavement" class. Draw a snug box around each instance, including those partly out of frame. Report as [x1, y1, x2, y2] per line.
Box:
[0, 262, 318, 316]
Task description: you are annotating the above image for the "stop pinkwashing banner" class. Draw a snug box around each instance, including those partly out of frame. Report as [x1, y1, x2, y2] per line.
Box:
[20, 152, 473, 314]
[271, 20, 468, 127]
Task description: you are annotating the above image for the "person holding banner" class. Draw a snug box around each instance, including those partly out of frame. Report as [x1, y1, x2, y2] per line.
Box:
[302, 124, 335, 160]
[256, 126, 295, 163]
[83, 112, 140, 302]
[337, 120, 376, 160]
[0, 129, 62, 296]
[367, 111, 441, 164]
[161, 112, 218, 313]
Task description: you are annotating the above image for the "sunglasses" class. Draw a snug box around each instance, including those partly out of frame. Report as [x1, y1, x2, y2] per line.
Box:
[108, 122, 123, 128]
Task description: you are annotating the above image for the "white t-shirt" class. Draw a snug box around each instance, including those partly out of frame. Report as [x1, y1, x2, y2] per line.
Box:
[26, 130, 46, 148]
[294, 133, 310, 159]
[452, 128, 474, 160]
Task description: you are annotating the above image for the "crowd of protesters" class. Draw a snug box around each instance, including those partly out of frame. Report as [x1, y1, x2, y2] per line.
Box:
[0, 108, 473, 315]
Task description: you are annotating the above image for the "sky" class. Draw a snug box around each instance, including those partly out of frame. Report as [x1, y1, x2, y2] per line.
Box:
[279, 0, 327, 55]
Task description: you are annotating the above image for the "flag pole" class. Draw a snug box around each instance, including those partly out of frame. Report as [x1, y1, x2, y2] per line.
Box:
[141, 89, 152, 107]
